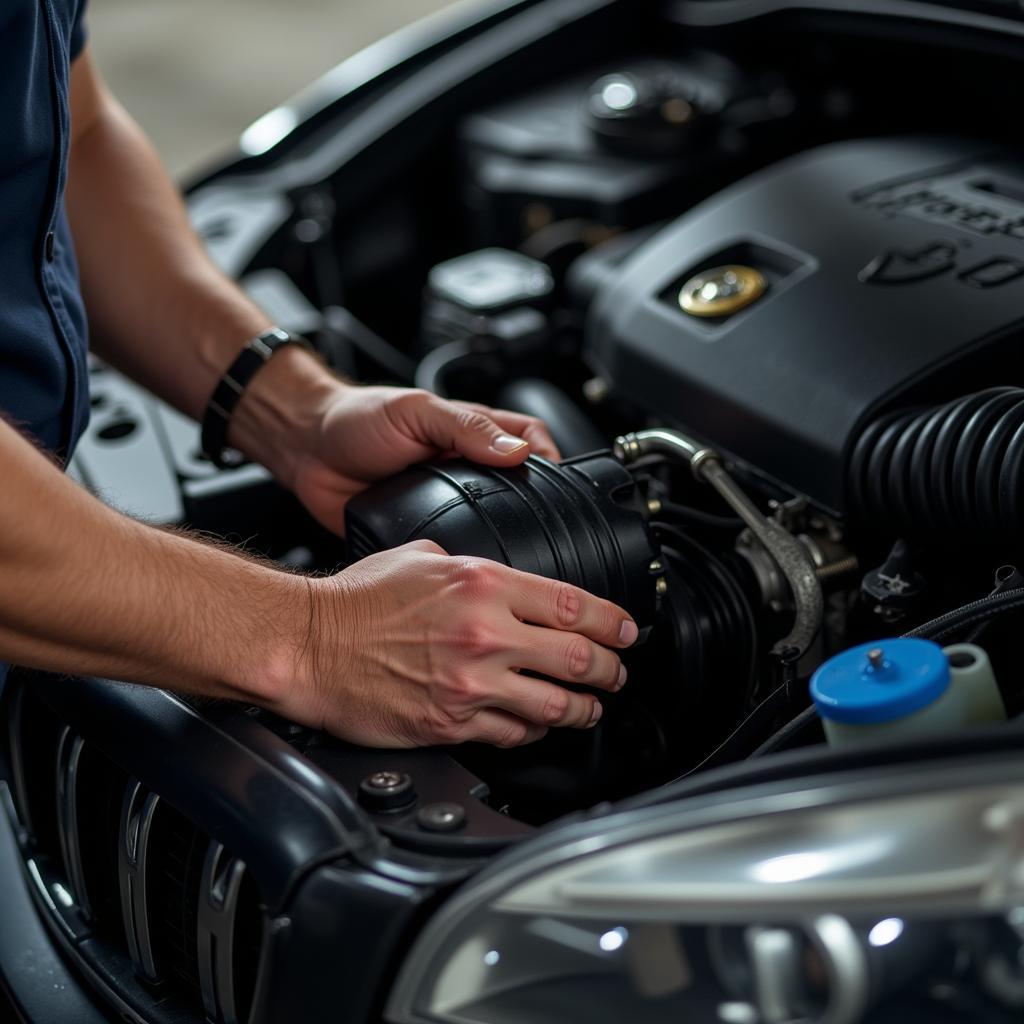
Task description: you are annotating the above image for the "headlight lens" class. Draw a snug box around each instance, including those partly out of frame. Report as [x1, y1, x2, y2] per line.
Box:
[388, 767, 1024, 1023]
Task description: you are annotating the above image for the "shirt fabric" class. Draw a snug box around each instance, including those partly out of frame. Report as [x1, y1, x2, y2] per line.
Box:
[0, 0, 90, 693]
[1, 0, 90, 458]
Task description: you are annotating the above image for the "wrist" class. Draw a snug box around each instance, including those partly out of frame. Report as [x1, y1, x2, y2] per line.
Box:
[220, 562, 321, 715]
[261, 573, 353, 730]
[226, 344, 347, 487]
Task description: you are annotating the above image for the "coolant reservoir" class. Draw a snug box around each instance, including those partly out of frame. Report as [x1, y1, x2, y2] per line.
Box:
[810, 638, 1006, 747]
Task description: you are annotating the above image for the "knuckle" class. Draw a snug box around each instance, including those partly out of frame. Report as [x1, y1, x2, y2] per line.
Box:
[450, 619, 501, 660]
[551, 583, 582, 629]
[541, 689, 570, 725]
[440, 668, 483, 705]
[453, 559, 501, 600]
[407, 538, 446, 557]
[495, 720, 530, 748]
[389, 388, 432, 419]
[563, 636, 593, 679]
[455, 408, 495, 436]
[427, 713, 466, 745]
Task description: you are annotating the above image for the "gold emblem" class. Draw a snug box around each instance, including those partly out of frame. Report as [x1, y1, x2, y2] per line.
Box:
[678, 264, 767, 318]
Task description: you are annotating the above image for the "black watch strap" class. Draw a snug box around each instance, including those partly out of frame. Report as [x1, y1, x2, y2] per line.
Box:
[201, 327, 312, 469]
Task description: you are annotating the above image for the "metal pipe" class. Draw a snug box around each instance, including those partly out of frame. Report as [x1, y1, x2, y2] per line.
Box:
[614, 429, 823, 660]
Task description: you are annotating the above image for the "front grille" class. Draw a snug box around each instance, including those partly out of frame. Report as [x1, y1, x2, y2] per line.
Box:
[6, 685, 267, 1024]
[149, 799, 206, 997]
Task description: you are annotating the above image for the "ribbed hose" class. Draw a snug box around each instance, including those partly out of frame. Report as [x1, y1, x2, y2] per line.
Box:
[850, 387, 1024, 532]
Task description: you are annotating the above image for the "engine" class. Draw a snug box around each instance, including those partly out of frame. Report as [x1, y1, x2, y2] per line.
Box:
[588, 136, 1024, 522]
[343, 135, 1024, 819]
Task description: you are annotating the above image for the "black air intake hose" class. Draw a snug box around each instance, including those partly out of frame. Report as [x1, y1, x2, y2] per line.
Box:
[850, 387, 1024, 533]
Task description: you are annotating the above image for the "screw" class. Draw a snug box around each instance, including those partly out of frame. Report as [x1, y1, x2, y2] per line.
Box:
[649, 559, 663, 573]
[582, 378, 609, 404]
[867, 647, 885, 670]
[646, 498, 663, 517]
[367, 771, 404, 790]
[655, 577, 668, 596]
[359, 770, 415, 812]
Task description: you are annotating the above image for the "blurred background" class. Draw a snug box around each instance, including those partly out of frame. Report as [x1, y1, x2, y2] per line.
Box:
[89, 0, 454, 180]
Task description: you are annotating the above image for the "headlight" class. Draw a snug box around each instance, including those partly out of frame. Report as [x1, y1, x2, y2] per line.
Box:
[388, 761, 1024, 1023]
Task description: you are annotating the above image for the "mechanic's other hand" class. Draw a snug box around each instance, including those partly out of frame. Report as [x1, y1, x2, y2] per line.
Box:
[291, 541, 638, 748]
[291, 385, 560, 533]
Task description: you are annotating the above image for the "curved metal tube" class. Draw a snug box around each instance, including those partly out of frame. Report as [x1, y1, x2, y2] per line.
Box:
[614, 429, 823, 660]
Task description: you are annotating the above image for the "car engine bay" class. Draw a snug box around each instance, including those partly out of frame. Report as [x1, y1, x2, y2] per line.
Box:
[212, 13, 1024, 829]
[69, 8, 1024, 830]
[7, 5, 1024, 1024]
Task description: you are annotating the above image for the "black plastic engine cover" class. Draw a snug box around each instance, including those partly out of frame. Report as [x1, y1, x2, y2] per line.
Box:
[587, 137, 1024, 514]
[344, 454, 661, 630]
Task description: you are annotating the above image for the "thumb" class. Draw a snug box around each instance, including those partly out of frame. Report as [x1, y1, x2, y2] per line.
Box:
[412, 396, 532, 466]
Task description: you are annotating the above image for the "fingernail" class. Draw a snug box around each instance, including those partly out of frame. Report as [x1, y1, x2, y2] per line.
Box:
[491, 434, 528, 455]
[616, 664, 627, 691]
[589, 701, 603, 727]
[619, 620, 639, 646]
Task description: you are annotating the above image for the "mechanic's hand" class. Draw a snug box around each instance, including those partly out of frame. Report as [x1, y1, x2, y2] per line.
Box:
[292, 540, 638, 748]
[290, 385, 561, 533]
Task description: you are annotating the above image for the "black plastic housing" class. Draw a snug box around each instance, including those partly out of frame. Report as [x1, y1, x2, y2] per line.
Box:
[587, 137, 1024, 515]
[345, 453, 662, 630]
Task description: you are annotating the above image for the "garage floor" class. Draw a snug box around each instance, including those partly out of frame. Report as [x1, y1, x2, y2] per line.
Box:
[89, 0, 453, 179]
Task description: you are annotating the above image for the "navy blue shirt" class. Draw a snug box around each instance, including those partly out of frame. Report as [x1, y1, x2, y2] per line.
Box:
[1, 0, 90, 458]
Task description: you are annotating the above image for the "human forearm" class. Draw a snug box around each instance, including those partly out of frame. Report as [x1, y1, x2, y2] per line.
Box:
[0, 418, 306, 704]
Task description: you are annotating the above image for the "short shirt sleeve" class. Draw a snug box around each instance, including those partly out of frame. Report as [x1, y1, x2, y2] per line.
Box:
[70, 0, 89, 60]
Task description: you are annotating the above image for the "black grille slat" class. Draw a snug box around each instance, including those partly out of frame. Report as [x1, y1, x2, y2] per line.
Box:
[75, 744, 130, 943]
[119, 780, 162, 982]
[9, 688, 63, 854]
[55, 727, 92, 918]
[148, 800, 207, 1000]
[198, 841, 247, 1024]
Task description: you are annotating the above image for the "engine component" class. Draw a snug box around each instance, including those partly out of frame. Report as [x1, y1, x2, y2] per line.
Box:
[495, 378, 607, 457]
[810, 639, 1005, 747]
[850, 386, 1024, 534]
[861, 539, 927, 623]
[587, 138, 1024, 515]
[426, 249, 554, 320]
[421, 249, 552, 354]
[344, 454, 663, 630]
[678, 263, 766, 318]
[614, 428, 822, 660]
[584, 59, 729, 157]
[457, 55, 746, 247]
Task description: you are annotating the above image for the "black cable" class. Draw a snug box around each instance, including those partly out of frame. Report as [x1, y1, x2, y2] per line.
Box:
[903, 589, 1024, 644]
[670, 678, 795, 781]
[659, 500, 743, 530]
[322, 306, 417, 383]
[748, 704, 819, 758]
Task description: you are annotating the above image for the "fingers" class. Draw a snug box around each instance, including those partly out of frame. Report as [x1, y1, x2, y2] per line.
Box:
[454, 403, 562, 462]
[399, 392, 534, 466]
[504, 571, 638, 649]
[485, 671, 604, 729]
[458, 709, 549, 748]
[513, 623, 625, 692]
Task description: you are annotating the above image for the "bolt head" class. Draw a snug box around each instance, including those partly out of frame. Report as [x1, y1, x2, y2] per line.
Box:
[359, 769, 416, 812]
[417, 801, 467, 833]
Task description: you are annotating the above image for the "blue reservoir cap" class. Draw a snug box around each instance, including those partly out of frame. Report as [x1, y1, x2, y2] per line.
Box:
[810, 638, 950, 725]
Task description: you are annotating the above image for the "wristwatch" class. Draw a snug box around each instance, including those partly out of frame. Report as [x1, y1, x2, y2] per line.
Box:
[200, 327, 313, 469]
